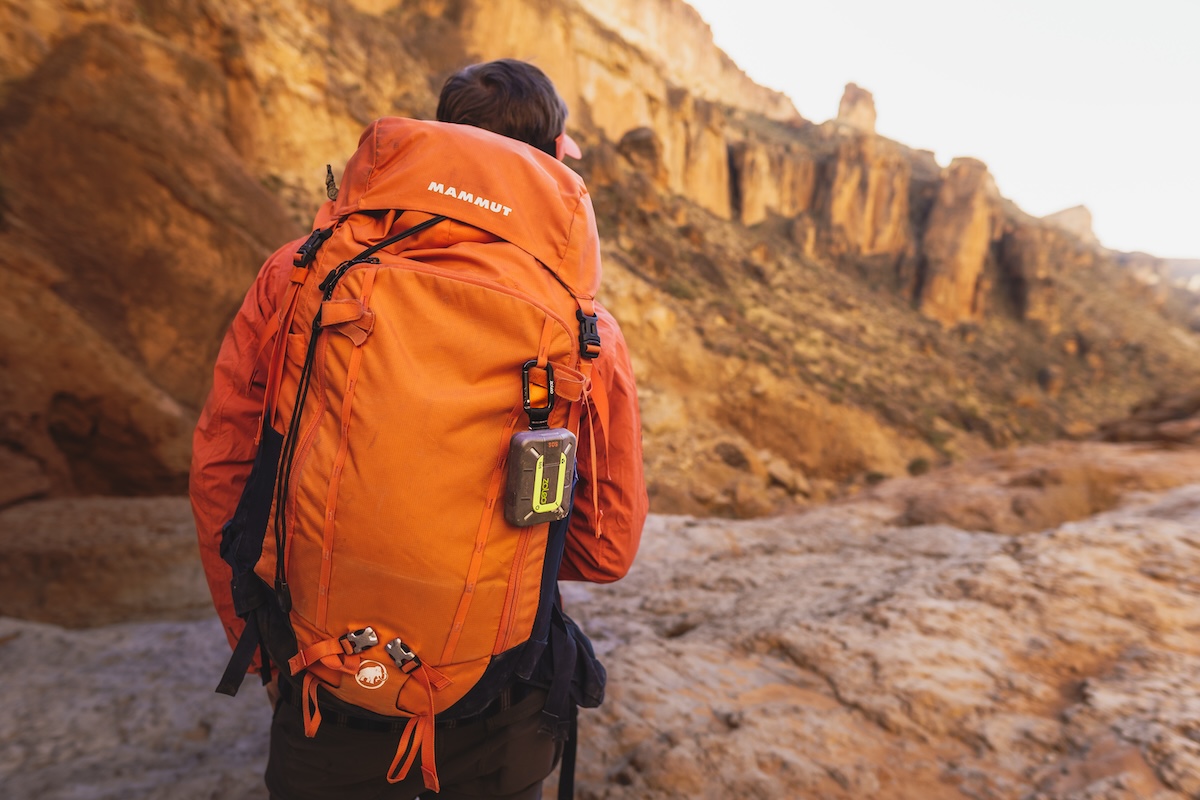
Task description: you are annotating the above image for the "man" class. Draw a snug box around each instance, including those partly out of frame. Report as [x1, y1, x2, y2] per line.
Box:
[190, 60, 647, 799]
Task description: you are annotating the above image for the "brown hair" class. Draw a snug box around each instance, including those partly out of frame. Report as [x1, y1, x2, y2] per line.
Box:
[436, 59, 567, 157]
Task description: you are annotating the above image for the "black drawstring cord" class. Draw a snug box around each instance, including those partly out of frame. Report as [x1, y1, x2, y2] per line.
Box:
[271, 213, 448, 611]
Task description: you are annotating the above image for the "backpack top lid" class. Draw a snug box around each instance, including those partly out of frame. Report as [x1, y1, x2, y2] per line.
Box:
[332, 117, 601, 300]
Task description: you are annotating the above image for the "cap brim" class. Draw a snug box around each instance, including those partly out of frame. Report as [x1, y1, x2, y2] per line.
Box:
[556, 132, 582, 161]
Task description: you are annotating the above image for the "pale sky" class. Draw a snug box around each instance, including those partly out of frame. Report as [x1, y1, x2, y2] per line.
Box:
[686, 0, 1200, 259]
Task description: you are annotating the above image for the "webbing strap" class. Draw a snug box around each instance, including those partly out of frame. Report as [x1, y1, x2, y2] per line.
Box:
[540, 608, 578, 742]
[571, 297, 603, 536]
[287, 637, 349, 675]
[387, 716, 422, 786]
[558, 706, 578, 800]
[386, 665, 441, 792]
[302, 672, 322, 738]
[215, 614, 261, 697]
[584, 400, 602, 539]
[492, 317, 561, 655]
[576, 297, 601, 360]
[573, 359, 602, 539]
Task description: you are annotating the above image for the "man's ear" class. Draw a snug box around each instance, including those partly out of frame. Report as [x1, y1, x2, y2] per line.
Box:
[556, 132, 582, 161]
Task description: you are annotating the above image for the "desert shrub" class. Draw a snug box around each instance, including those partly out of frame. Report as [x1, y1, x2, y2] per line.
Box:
[907, 457, 931, 476]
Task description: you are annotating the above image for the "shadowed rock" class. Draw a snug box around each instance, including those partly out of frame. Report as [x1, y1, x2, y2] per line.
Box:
[0, 497, 211, 627]
[0, 22, 299, 500]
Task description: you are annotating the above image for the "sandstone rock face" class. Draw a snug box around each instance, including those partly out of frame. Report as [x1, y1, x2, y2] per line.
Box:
[0, 12, 299, 498]
[571, 0, 799, 123]
[997, 223, 1071, 331]
[461, 0, 779, 220]
[0, 449, 51, 509]
[662, 92, 732, 219]
[1042, 204, 1100, 248]
[836, 82, 877, 133]
[818, 132, 914, 259]
[874, 441, 1200, 534]
[0, 498, 213, 627]
[1099, 388, 1200, 445]
[3, 445, 1200, 799]
[728, 139, 817, 227]
[3, 0, 1198, 516]
[916, 158, 998, 325]
[596, 251, 937, 517]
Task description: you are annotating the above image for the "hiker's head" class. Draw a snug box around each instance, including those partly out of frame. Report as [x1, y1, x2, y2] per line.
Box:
[437, 59, 580, 160]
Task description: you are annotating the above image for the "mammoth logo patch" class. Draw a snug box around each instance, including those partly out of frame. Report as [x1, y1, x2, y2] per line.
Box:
[355, 660, 389, 690]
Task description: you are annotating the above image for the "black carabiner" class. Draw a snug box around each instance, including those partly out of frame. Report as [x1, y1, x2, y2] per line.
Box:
[521, 360, 556, 430]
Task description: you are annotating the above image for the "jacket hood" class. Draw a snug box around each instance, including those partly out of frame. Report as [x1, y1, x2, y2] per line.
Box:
[332, 117, 600, 299]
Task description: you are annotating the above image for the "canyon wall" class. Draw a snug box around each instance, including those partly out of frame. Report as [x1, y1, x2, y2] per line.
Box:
[1, 0, 1197, 515]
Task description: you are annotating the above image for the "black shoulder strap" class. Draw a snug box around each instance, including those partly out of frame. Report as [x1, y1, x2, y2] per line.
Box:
[558, 705, 578, 800]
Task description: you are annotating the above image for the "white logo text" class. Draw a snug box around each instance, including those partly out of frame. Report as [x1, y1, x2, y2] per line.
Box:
[427, 181, 513, 216]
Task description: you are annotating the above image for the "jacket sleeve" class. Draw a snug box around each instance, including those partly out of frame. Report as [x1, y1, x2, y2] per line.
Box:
[559, 303, 648, 583]
[189, 240, 300, 655]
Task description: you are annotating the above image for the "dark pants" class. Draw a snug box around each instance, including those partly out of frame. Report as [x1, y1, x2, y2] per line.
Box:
[266, 687, 560, 800]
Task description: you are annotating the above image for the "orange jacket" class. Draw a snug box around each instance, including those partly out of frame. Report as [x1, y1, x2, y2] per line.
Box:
[190, 125, 647, 655]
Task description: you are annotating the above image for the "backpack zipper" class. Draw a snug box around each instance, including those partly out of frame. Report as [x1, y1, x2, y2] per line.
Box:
[329, 259, 579, 336]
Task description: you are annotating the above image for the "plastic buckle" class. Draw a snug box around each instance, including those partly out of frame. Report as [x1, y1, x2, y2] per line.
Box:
[576, 309, 601, 359]
[521, 360, 556, 431]
[293, 227, 334, 268]
[341, 627, 379, 655]
[385, 638, 421, 673]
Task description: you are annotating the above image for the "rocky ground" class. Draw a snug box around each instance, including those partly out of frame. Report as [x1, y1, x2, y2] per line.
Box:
[566, 446, 1200, 799]
[0, 617, 269, 800]
[2, 442, 1199, 799]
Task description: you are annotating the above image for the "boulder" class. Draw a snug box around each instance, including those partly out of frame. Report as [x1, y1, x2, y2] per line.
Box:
[0, 497, 211, 627]
[875, 441, 1200, 534]
[1099, 389, 1200, 445]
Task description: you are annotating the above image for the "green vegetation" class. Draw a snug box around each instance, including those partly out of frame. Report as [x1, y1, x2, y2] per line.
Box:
[662, 277, 697, 300]
[907, 457, 931, 477]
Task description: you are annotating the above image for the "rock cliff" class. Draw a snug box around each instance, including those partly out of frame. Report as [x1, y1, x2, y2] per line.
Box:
[915, 158, 998, 325]
[1, 0, 1198, 515]
[836, 82, 876, 133]
[1042, 205, 1100, 248]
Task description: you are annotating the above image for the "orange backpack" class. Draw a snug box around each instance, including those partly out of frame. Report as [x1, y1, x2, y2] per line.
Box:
[214, 119, 607, 793]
